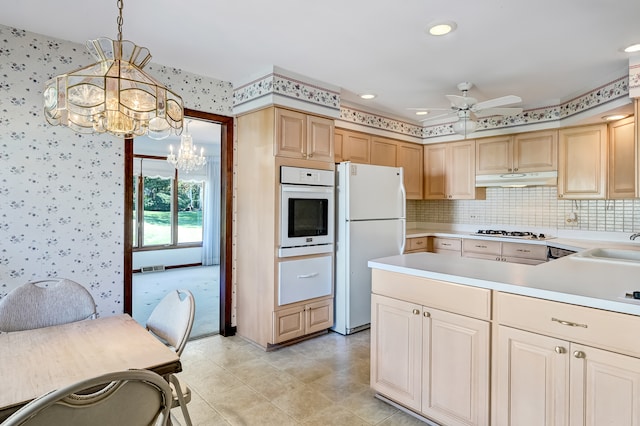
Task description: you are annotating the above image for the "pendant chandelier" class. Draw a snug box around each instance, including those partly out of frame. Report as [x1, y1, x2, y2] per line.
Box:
[167, 121, 206, 173]
[43, 0, 183, 139]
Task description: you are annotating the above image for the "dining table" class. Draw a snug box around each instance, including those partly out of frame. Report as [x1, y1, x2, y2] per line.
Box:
[0, 314, 181, 421]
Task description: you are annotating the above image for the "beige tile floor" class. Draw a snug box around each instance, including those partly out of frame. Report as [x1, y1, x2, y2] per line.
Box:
[172, 329, 431, 425]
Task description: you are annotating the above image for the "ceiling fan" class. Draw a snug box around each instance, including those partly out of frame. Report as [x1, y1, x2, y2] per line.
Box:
[409, 82, 523, 136]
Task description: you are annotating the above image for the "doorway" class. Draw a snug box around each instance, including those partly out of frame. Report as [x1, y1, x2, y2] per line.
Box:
[123, 110, 235, 337]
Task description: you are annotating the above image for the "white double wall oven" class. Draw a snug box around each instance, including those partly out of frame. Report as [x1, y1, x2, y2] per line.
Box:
[277, 166, 334, 307]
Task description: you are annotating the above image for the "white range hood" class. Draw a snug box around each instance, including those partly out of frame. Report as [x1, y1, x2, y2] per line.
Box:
[475, 171, 558, 187]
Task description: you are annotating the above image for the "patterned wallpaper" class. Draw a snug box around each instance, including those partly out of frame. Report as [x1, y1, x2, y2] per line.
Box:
[408, 187, 640, 233]
[0, 25, 233, 317]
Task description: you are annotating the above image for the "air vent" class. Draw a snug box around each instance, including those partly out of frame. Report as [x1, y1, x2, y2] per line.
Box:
[140, 265, 165, 273]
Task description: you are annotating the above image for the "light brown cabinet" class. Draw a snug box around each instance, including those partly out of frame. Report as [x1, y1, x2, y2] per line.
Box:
[273, 298, 333, 344]
[608, 116, 636, 199]
[371, 270, 490, 426]
[476, 130, 557, 175]
[370, 136, 397, 167]
[334, 128, 370, 163]
[431, 237, 461, 256]
[275, 108, 334, 162]
[404, 236, 428, 253]
[494, 292, 640, 426]
[558, 124, 608, 199]
[424, 140, 485, 200]
[397, 141, 424, 200]
[462, 239, 547, 265]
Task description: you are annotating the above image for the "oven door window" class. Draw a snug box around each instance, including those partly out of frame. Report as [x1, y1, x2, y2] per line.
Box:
[288, 198, 328, 238]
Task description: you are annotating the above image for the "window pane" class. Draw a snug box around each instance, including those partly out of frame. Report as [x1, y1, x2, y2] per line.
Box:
[143, 176, 172, 246]
[177, 180, 204, 244]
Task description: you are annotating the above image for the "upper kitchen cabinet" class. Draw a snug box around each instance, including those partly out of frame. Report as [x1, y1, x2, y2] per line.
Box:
[424, 140, 485, 200]
[608, 116, 636, 199]
[476, 130, 557, 175]
[558, 124, 608, 199]
[275, 108, 334, 163]
[397, 141, 424, 200]
[334, 128, 370, 163]
[370, 136, 398, 167]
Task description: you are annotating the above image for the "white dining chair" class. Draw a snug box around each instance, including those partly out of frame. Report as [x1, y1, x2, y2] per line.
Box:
[1, 369, 173, 426]
[146, 289, 195, 426]
[0, 278, 97, 332]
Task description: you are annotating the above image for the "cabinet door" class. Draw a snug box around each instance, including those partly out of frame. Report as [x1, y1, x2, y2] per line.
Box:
[476, 136, 513, 174]
[462, 239, 501, 261]
[448, 141, 478, 200]
[334, 129, 344, 163]
[397, 142, 424, 200]
[405, 236, 428, 253]
[608, 116, 635, 199]
[305, 299, 333, 334]
[569, 343, 640, 426]
[514, 130, 557, 173]
[424, 143, 448, 199]
[273, 305, 305, 344]
[370, 137, 397, 167]
[422, 307, 490, 426]
[370, 294, 422, 411]
[558, 124, 607, 199]
[306, 115, 334, 162]
[343, 131, 370, 163]
[275, 108, 306, 159]
[495, 326, 569, 426]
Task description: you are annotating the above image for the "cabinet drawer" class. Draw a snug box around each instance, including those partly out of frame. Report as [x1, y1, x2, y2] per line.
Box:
[463, 239, 501, 256]
[495, 292, 640, 357]
[406, 237, 428, 252]
[501, 242, 547, 260]
[433, 237, 461, 252]
[278, 255, 332, 306]
[372, 269, 491, 320]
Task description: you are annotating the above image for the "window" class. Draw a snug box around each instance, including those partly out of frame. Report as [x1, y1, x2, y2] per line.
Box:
[132, 158, 205, 249]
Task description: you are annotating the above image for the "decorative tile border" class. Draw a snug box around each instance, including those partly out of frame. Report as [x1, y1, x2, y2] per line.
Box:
[630, 57, 640, 98]
[234, 72, 340, 111]
[338, 106, 423, 138]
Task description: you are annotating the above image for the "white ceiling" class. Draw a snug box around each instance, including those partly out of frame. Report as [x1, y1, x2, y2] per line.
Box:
[3, 0, 640, 124]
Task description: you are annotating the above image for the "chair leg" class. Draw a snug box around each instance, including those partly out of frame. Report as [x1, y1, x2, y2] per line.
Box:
[169, 374, 192, 426]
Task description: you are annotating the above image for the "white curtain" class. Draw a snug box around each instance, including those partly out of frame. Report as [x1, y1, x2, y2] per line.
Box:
[202, 156, 220, 266]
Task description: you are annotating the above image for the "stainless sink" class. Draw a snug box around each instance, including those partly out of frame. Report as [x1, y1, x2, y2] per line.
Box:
[572, 247, 640, 264]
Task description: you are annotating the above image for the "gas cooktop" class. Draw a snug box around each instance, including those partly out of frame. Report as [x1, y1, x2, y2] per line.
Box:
[473, 230, 553, 240]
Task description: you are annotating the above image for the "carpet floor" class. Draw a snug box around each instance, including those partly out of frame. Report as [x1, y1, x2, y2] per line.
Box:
[132, 265, 220, 338]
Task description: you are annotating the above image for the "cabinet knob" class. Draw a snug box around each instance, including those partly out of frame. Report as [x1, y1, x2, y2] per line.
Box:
[412, 309, 420, 315]
[573, 350, 586, 359]
[308, 153, 313, 158]
[554, 346, 566, 354]
[423, 311, 430, 318]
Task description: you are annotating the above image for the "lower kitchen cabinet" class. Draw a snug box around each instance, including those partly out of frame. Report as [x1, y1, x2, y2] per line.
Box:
[371, 273, 490, 426]
[463, 239, 547, 265]
[273, 298, 333, 344]
[405, 236, 428, 253]
[494, 292, 640, 426]
[431, 237, 461, 256]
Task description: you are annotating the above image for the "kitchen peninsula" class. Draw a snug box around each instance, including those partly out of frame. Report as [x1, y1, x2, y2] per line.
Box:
[368, 243, 640, 426]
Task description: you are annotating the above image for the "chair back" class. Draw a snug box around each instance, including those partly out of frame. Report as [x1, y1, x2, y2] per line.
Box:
[0, 279, 97, 332]
[1, 369, 173, 426]
[146, 289, 195, 356]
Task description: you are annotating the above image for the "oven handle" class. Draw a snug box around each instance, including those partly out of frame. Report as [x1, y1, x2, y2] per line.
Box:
[297, 272, 319, 279]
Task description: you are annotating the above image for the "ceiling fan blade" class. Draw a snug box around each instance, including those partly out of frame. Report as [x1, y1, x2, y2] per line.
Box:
[474, 107, 523, 118]
[406, 107, 452, 111]
[420, 112, 459, 125]
[472, 95, 522, 111]
[446, 94, 477, 109]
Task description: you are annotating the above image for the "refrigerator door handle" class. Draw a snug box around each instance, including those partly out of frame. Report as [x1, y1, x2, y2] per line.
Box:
[400, 183, 406, 218]
[400, 222, 406, 254]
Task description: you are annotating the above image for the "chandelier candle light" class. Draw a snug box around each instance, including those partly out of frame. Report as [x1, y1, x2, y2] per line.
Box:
[167, 121, 206, 173]
[43, 0, 184, 139]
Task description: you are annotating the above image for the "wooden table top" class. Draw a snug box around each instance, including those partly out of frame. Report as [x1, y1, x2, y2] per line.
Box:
[0, 314, 181, 414]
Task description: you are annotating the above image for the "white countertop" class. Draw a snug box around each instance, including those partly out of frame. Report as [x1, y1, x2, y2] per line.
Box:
[369, 239, 640, 316]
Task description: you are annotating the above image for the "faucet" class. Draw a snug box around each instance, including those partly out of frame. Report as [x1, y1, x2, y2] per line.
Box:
[630, 233, 640, 241]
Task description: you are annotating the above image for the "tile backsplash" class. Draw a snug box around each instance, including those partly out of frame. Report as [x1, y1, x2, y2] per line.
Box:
[407, 187, 640, 233]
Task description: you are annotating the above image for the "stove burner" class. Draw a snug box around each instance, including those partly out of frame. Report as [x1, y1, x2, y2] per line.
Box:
[474, 230, 550, 240]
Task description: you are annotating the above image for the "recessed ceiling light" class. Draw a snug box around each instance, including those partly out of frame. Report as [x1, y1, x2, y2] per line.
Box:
[415, 111, 428, 116]
[427, 21, 457, 36]
[624, 43, 640, 53]
[602, 114, 628, 121]
[360, 93, 376, 100]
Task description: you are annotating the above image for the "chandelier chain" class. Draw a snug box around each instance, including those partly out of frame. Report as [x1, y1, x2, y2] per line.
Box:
[116, 0, 124, 42]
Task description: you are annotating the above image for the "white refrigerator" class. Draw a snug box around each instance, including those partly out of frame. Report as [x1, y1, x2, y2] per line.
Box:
[332, 162, 406, 335]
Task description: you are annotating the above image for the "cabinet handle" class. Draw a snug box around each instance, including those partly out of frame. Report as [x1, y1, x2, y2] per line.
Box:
[442, 243, 451, 246]
[573, 350, 586, 359]
[551, 317, 588, 328]
[412, 309, 420, 315]
[554, 346, 566, 354]
[416, 241, 424, 245]
[423, 311, 430, 318]
[475, 245, 487, 248]
[516, 249, 531, 253]
[297, 272, 319, 279]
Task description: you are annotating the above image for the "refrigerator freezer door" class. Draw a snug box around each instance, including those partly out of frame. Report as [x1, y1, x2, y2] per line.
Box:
[342, 163, 405, 220]
[333, 218, 405, 335]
